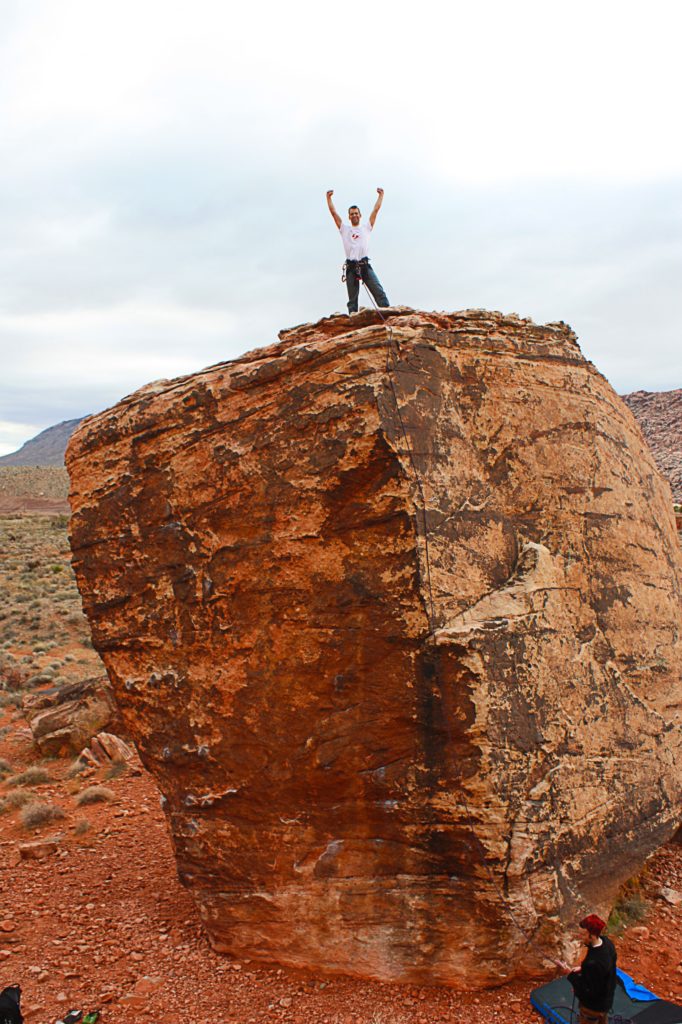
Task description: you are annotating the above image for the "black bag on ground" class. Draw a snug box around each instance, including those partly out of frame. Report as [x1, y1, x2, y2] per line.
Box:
[0, 986, 23, 1024]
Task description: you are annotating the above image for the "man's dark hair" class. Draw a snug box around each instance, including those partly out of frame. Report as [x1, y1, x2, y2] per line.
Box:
[348, 205, 360, 214]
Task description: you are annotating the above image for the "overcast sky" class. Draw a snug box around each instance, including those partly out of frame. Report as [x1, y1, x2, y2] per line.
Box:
[1, 0, 681, 455]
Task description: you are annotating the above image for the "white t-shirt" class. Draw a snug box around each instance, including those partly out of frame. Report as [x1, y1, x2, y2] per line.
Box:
[340, 222, 372, 260]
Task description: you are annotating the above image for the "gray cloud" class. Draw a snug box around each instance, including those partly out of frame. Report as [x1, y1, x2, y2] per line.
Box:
[1, 4, 681, 453]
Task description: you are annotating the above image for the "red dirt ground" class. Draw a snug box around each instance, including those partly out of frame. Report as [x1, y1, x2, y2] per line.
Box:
[1, 710, 681, 1024]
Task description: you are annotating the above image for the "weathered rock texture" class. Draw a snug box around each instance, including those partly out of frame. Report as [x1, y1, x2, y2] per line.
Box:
[66, 308, 682, 987]
[77, 731, 135, 768]
[22, 676, 120, 756]
[622, 389, 682, 504]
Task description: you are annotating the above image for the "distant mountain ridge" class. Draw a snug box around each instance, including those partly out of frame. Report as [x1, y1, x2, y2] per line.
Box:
[0, 418, 84, 466]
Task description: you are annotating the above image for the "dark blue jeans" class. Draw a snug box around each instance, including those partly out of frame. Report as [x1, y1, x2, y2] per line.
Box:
[345, 258, 389, 313]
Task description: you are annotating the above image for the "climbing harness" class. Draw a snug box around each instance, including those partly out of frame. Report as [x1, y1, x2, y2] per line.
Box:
[341, 257, 369, 285]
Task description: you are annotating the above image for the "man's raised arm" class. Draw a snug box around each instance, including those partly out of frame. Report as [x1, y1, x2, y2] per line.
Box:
[369, 187, 384, 227]
[326, 190, 342, 229]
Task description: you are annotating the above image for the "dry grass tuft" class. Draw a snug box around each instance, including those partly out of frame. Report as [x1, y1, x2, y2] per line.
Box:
[20, 800, 65, 829]
[7, 766, 50, 787]
[0, 789, 37, 813]
[0, 690, 22, 708]
[75, 785, 115, 806]
[65, 759, 87, 779]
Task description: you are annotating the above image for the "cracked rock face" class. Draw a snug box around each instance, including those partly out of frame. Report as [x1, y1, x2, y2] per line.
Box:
[66, 308, 682, 987]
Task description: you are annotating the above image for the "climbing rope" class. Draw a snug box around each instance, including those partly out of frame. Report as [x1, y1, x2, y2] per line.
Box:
[360, 281, 555, 959]
[356, 280, 437, 631]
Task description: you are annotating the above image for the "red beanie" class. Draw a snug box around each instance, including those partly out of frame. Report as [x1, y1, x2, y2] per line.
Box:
[580, 914, 606, 936]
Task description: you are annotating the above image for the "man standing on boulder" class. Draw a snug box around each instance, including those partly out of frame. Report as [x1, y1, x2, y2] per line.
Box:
[326, 189, 390, 314]
[558, 914, 617, 1024]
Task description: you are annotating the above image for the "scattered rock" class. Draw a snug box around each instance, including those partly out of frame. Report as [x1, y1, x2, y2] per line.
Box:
[133, 976, 164, 996]
[18, 837, 62, 860]
[22, 677, 121, 756]
[118, 994, 147, 1009]
[661, 887, 682, 906]
[77, 731, 135, 768]
[0, 921, 16, 933]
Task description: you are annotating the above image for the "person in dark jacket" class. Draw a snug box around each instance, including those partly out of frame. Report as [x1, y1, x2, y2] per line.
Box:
[0, 985, 23, 1024]
[564, 914, 617, 1024]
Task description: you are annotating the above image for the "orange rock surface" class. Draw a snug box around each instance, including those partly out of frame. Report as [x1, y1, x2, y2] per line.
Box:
[65, 308, 682, 987]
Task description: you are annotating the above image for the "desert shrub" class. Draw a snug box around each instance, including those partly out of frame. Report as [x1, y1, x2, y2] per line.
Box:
[0, 758, 13, 776]
[0, 789, 36, 813]
[51, 565, 64, 574]
[1, 664, 27, 689]
[65, 759, 87, 779]
[75, 786, 115, 806]
[7, 766, 51, 787]
[74, 818, 91, 835]
[608, 874, 649, 935]
[105, 761, 127, 780]
[27, 673, 53, 687]
[20, 800, 65, 829]
[608, 892, 648, 934]
[0, 691, 22, 708]
[51, 515, 69, 530]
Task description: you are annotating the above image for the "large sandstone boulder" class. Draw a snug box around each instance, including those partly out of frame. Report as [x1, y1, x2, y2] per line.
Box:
[66, 308, 682, 987]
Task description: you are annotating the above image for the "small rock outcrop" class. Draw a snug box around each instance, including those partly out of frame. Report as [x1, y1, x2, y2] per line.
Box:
[66, 308, 682, 987]
[77, 731, 135, 768]
[22, 677, 120, 756]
